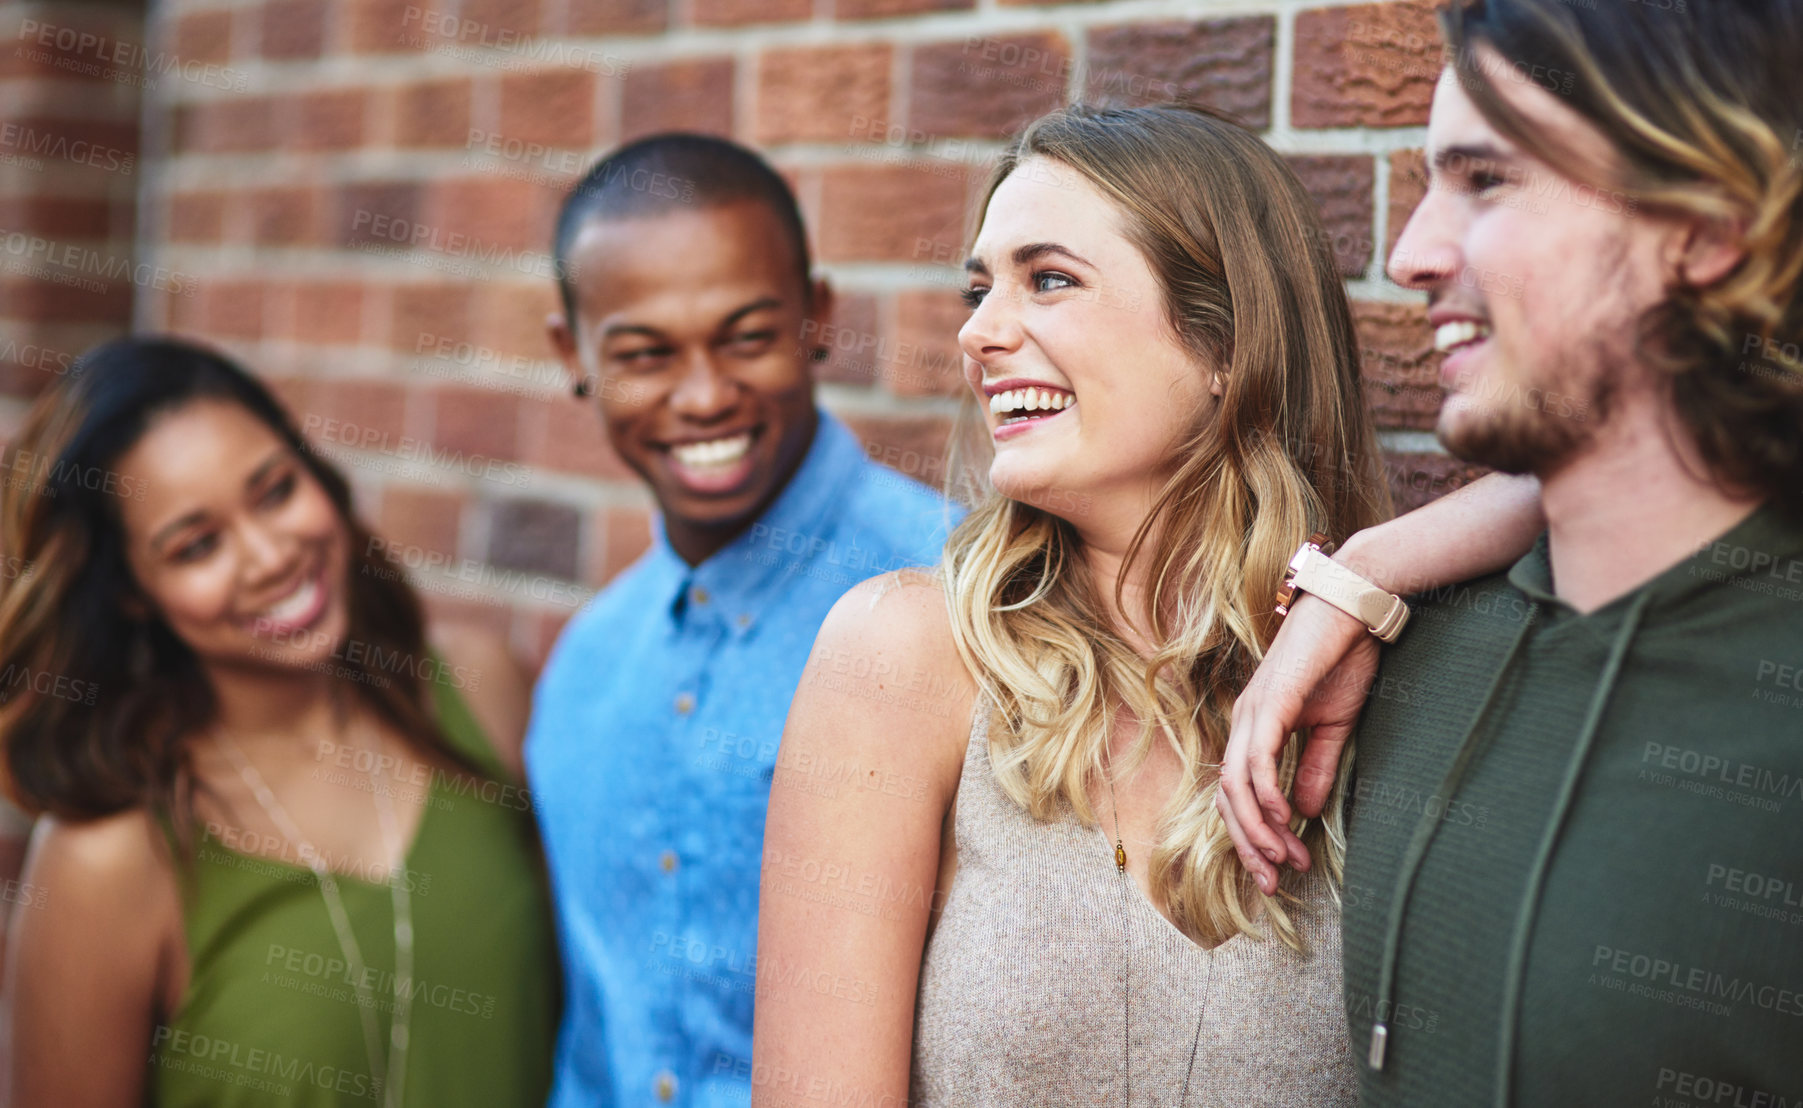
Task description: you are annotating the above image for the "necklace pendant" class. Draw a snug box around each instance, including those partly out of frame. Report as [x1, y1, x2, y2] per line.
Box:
[1114, 840, 1127, 873]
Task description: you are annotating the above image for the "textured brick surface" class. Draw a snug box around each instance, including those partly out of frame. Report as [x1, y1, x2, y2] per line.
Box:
[1293, 0, 1440, 128]
[487, 498, 581, 580]
[838, 0, 973, 21]
[57, 0, 1475, 638]
[693, 0, 810, 26]
[1387, 147, 1430, 262]
[1354, 300, 1442, 431]
[817, 162, 972, 262]
[1385, 453, 1488, 513]
[1083, 17, 1274, 129]
[260, 0, 328, 59]
[909, 33, 1069, 140]
[755, 44, 893, 145]
[395, 78, 474, 148]
[1287, 155, 1377, 276]
[621, 57, 734, 141]
[562, 0, 668, 36]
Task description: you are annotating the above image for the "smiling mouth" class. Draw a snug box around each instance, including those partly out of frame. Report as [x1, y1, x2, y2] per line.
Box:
[244, 565, 330, 637]
[989, 385, 1076, 425]
[664, 429, 759, 495]
[1434, 320, 1492, 355]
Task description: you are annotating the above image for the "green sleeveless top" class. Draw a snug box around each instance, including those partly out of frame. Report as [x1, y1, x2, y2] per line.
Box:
[147, 681, 558, 1107]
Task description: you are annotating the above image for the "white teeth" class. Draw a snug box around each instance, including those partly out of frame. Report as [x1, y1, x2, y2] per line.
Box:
[672, 432, 752, 469]
[987, 387, 1073, 416]
[1434, 320, 1491, 353]
[263, 578, 319, 624]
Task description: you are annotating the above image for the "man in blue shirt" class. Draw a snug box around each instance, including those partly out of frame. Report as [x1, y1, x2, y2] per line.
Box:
[529, 134, 955, 1107]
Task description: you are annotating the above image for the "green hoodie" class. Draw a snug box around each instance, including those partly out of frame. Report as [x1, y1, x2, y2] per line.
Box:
[1342, 502, 1803, 1108]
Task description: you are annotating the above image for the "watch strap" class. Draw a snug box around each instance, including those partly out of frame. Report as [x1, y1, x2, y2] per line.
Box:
[1289, 548, 1412, 643]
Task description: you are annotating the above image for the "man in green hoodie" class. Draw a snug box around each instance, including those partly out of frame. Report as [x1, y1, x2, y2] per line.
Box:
[1217, 0, 1803, 1103]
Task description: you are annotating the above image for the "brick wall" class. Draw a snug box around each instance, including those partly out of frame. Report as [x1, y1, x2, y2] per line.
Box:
[1, 0, 1483, 670]
[0, 0, 146, 399]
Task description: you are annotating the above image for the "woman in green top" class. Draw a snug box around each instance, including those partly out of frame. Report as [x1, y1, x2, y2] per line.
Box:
[0, 337, 558, 1106]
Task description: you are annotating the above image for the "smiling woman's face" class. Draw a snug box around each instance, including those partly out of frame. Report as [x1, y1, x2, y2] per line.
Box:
[960, 156, 1216, 529]
[114, 399, 352, 673]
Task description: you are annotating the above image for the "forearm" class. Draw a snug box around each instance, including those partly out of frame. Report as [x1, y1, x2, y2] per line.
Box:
[1338, 472, 1544, 597]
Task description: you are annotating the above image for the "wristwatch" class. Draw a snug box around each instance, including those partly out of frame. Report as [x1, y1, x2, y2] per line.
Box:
[1275, 533, 1412, 644]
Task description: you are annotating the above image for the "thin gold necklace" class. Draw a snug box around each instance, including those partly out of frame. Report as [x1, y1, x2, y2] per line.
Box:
[216, 724, 414, 1108]
[1102, 749, 1211, 1108]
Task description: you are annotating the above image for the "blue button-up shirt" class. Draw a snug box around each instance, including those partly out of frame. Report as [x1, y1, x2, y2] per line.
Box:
[526, 413, 957, 1108]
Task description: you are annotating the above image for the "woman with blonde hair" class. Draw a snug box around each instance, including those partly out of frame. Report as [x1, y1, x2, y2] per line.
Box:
[752, 103, 1543, 1105]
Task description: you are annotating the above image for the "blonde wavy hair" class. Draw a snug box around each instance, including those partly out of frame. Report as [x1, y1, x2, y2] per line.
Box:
[1441, 0, 1803, 513]
[940, 104, 1392, 950]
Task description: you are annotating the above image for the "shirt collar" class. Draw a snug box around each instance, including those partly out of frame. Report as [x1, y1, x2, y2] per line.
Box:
[645, 411, 866, 634]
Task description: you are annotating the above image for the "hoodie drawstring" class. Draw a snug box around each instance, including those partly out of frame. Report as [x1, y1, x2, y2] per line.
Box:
[1491, 589, 1649, 1107]
[1369, 601, 1539, 1073]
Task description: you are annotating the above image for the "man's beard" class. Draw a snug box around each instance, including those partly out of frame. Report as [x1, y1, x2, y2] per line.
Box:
[1437, 348, 1616, 477]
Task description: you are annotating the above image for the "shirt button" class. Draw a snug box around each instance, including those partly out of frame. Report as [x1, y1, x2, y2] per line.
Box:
[654, 1071, 677, 1102]
[691, 586, 709, 605]
[674, 692, 695, 715]
[660, 850, 678, 873]
[735, 613, 752, 630]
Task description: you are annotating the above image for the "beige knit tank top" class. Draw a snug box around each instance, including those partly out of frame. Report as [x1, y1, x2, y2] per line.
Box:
[911, 695, 1356, 1107]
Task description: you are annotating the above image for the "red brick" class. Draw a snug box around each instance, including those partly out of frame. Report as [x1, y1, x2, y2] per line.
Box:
[839, 413, 955, 491]
[837, 0, 971, 19]
[349, 0, 430, 53]
[289, 281, 367, 345]
[171, 8, 234, 65]
[816, 162, 972, 263]
[909, 34, 1068, 140]
[1084, 17, 1274, 129]
[260, 0, 327, 59]
[523, 396, 635, 481]
[562, 0, 668, 36]
[1292, 0, 1441, 129]
[297, 378, 412, 445]
[423, 175, 560, 252]
[1387, 148, 1429, 262]
[164, 280, 210, 333]
[1384, 452, 1487, 512]
[525, 606, 576, 670]
[433, 386, 522, 463]
[204, 282, 268, 340]
[598, 504, 653, 583]
[419, 594, 513, 638]
[379, 486, 465, 560]
[292, 88, 368, 151]
[814, 292, 880, 387]
[459, 0, 542, 40]
[1355, 301, 1442, 431]
[487, 497, 580, 578]
[755, 44, 892, 145]
[1286, 154, 1376, 277]
[390, 283, 475, 350]
[0, 197, 114, 240]
[693, 0, 810, 25]
[244, 185, 324, 246]
[621, 57, 734, 141]
[498, 70, 596, 149]
[394, 77, 473, 148]
[1, 117, 139, 169]
[334, 181, 421, 248]
[472, 281, 560, 363]
[179, 97, 277, 154]
[888, 289, 966, 397]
